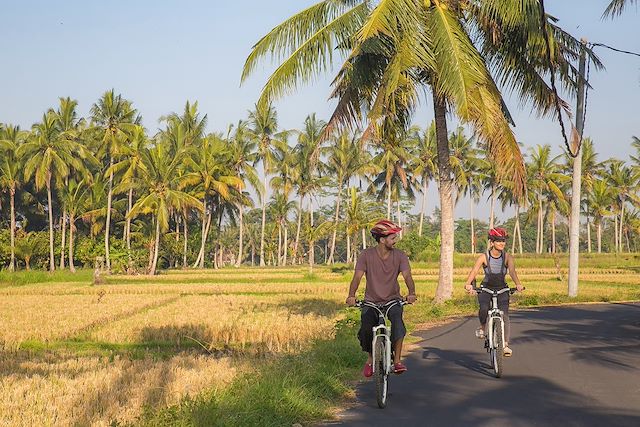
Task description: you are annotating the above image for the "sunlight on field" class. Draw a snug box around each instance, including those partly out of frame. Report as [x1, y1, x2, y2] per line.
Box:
[0, 260, 638, 425]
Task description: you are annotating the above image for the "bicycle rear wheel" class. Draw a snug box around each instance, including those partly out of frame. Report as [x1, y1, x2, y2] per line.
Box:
[374, 338, 388, 408]
[492, 319, 504, 378]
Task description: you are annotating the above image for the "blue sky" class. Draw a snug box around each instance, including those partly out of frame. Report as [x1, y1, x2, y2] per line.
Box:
[1, 1, 639, 219]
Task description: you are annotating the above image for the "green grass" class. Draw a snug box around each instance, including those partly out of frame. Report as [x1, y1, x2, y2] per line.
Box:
[137, 314, 363, 427]
[0, 269, 93, 287]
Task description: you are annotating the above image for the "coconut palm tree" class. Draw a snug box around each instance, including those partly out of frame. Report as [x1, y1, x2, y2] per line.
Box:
[128, 142, 203, 275]
[588, 180, 614, 253]
[229, 120, 261, 267]
[603, 0, 638, 17]
[58, 177, 91, 272]
[184, 134, 243, 268]
[19, 112, 85, 271]
[527, 145, 568, 254]
[90, 90, 139, 272]
[324, 130, 361, 263]
[248, 103, 279, 266]
[410, 122, 437, 237]
[0, 124, 26, 271]
[606, 160, 640, 252]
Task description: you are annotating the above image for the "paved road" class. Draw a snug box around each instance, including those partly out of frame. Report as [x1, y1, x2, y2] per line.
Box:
[335, 303, 640, 427]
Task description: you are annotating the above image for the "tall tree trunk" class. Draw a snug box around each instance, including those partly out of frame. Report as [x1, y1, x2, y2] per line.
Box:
[292, 194, 303, 264]
[182, 212, 188, 268]
[105, 163, 114, 272]
[283, 222, 289, 266]
[551, 211, 556, 254]
[597, 221, 602, 253]
[150, 216, 161, 275]
[470, 196, 475, 254]
[60, 210, 66, 269]
[614, 215, 619, 253]
[309, 196, 315, 227]
[277, 222, 282, 266]
[327, 184, 343, 264]
[587, 217, 592, 254]
[433, 93, 454, 303]
[9, 187, 15, 272]
[309, 240, 315, 275]
[489, 185, 496, 229]
[260, 175, 267, 266]
[46, 175, 55, 272]
[362, 228, 366, 250]
[236, 205, 244, 267]
[126, 188, 133, 250]
[69, 214, 76, 273]
[346, 232, 351, 264]
[386, 180, 392, 218]
[396, 199, 402, 233]
[619, 204, 625, 253]
[419, 180, 427, 237]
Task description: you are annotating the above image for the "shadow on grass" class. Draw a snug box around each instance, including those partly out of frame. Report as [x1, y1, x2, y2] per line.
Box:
[138, 315, 365, 427]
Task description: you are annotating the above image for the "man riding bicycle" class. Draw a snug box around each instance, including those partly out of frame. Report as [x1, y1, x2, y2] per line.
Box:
[463, 227, 524, 356]
[346, 219, 417, 377]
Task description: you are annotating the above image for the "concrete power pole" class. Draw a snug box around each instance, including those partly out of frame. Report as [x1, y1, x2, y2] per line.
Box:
[568, 39, 588, 298]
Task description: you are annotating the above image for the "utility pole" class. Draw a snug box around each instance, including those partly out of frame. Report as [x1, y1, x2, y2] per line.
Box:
[568, 39, 588, 298]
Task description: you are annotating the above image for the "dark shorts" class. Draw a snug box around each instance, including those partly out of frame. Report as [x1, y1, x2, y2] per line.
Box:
[357, 303, 406, 353]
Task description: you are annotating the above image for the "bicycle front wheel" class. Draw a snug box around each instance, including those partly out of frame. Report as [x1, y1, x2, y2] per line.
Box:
[374, 338, 388, 408]
[492, 319, 504, 378]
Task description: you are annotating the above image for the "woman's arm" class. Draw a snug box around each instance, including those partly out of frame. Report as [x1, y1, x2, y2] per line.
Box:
[464, 255, 486, 293]
[507, 254, 524, 291]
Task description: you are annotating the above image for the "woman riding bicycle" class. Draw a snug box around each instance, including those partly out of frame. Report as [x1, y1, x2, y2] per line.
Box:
[346, 219, 417, 377]
[463, 227, 524, 356]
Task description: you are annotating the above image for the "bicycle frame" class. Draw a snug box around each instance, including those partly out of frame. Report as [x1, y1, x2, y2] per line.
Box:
[485, 289, 509, 350]
[358, 300, 407, 375]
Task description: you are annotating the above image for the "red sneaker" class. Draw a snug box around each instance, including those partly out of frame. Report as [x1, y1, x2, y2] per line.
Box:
[393, 362, 407, 374]
[362, 362, 373, 378]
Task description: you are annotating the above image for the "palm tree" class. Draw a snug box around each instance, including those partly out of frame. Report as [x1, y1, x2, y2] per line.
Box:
[410, 122, 437, 237]
[603, 0, 638, 17]
[19, 112, 85, 271]
[248, 103, 279, 267]
[325, 130, 362, 263]
[184, 134, 243, 268]
[242, 0, 595, 301]
[527, 145, 568, 254]
[344, 187, 380, 263]
[0, 124, 26, 271]
[588, 180, 614, 253]
[606, 161, 640, 252]
[128, 142, 203, 275]
[292, 114, 327, 263]
[269, 191, 297, 266]
[52, 97, 89, 270]
[229, 120, 261, 267]
[58, 178, 91, 272]
[90, 89, 139, 272]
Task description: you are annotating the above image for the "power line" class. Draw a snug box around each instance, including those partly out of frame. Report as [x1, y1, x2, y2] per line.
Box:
[590, 42, 640, 58]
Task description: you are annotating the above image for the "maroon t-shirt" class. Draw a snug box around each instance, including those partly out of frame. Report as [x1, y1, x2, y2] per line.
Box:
[355, 247, 410, 303]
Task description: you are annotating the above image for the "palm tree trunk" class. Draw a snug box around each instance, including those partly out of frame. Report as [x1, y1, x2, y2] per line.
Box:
[346, 232, 351, 264]
[619, 205, 625, 253]
[46, 175, 55, 272]
[489, 185, 496, 229]
[60, 210, 66, 269]
[396, 199, 402, 232]
[540, 204, 545, 253]
[551, 211, 556, 254]
[105, 163, 114, 272]
[419, 180, 427, 237]
[597, 221, 602, 253]
[69, 214, 76, 273]
[150, 216, 161, 275]
[260, 176, 267, 266]
[292, 194, 303, 264]
[470, 196, 475, 254]
[587, 217, 592, 254]
[283, 222, 288, 266]
[516, 208, 523, 254]
[182, 212, 188, 268]
[614, 215, 619, 253]
[126, 188, 133, 250]
[327, 184, 343, 264]
[386, 181, 392, 218]
[309, 240, 314, 275]
[236, 205, 244, 267]
[309, 196, 315, 227]
[433, 93, 454, 303]
[9, 187, 16, 272]
[277, 222, 282, 266]
[362, 228, 366, 250]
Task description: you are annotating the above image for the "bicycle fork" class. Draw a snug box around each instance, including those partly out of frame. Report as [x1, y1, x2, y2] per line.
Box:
[372, 324, 392, 375]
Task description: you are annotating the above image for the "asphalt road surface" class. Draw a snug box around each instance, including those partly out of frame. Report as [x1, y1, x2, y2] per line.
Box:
[335, 303, 640, 427]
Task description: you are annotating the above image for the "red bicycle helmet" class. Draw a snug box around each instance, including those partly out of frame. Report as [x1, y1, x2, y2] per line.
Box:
[488, 227, 508, 241]
[370, 219, 402, 238]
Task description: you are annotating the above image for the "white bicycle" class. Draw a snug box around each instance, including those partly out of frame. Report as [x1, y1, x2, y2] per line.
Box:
[355, 299, 408, 408]
[473, 286, 523, 378]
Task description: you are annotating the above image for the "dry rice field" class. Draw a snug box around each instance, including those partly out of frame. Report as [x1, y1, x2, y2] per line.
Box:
[0, 258, 638, 426]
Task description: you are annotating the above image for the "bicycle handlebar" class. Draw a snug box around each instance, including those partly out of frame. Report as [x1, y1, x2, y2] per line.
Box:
[354, 299, 410, 309]
[472, 287, 525, 295]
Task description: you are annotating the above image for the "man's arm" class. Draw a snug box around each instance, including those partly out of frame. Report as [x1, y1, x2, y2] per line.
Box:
[401, 269, 417, 303]
[346, 270, 365, 306]
[507, 254, 524, 291]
